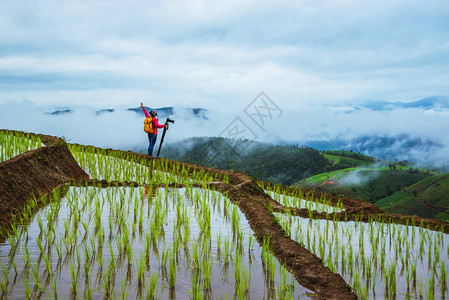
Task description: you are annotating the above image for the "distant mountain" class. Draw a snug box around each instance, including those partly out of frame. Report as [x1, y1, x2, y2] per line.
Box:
[127, 106, 208, 120]
[189, 108, 208, 120]
[95, 109, 114, 115]
[359, 96, 449, 111]
[128, 106, 174, 117]
[46, 109, 73, 115]
[45, 106, 209, 120]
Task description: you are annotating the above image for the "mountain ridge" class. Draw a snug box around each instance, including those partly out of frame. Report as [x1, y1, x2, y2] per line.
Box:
[45, 106, 209, 120]
[355, 96, 449, 111]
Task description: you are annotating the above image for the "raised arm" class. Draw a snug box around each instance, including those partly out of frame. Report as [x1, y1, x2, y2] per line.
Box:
[141, 102, 150, 118]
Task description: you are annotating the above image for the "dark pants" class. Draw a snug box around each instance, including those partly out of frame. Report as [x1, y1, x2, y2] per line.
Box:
[147, 133, 157, 156]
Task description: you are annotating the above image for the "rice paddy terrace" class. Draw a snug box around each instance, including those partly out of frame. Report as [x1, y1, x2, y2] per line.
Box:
[1, 129, 449, 299]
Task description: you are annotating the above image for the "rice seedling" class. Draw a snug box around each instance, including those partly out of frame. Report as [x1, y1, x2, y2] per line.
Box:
[30, 263, 42, 292]
[69, 259, 78, 294]
[120, 278, 130, 300]
[0, 264, 9, 296]
[23, 275, 31, 299]
[136, 253, 145, 286]
[236, 266, 250, 299]
[146, 272, 159, 299]
[41, 251, 52, 275]
[189, 268, 202, 300]
[168, 250, 177, 288]
[440, 260, 447, 294]
[51, 275, 58, 299]
[0, 130, 43, 163]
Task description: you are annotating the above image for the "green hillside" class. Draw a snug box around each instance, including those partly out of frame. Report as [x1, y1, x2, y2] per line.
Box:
[324, 150, 375, 168]
[376, 172, 449, 221]
[295, 165, 448, 221]
[295, 168, 432, 202]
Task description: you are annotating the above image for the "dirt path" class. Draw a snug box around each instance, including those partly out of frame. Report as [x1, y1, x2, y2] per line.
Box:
[315, 167, 356, 188]
[417, 199, 449, 215]
[317, 175, 337, 187]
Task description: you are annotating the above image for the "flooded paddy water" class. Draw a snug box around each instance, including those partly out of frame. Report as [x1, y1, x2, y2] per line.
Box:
[0, 185, 312, 299]
[273, 194, 449, 299]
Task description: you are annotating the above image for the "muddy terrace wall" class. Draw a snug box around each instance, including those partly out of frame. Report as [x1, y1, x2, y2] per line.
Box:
[0, 130, 89, 227]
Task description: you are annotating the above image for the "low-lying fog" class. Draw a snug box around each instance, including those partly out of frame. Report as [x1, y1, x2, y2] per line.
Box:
[1, 99, 448, 168]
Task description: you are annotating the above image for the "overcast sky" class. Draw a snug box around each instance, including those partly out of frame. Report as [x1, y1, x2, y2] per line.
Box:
[1, 0, 448, 110]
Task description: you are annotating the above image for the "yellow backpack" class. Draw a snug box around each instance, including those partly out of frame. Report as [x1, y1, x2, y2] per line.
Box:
[144, 117, 154, 133]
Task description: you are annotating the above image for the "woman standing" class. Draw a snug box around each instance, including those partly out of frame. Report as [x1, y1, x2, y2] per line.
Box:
[141, 102, 166, 158]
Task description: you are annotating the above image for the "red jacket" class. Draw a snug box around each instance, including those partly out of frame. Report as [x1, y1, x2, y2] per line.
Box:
[142, 106, 165, 134]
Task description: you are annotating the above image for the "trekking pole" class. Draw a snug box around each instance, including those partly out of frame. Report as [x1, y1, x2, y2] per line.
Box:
[157, 118, 175, 157]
